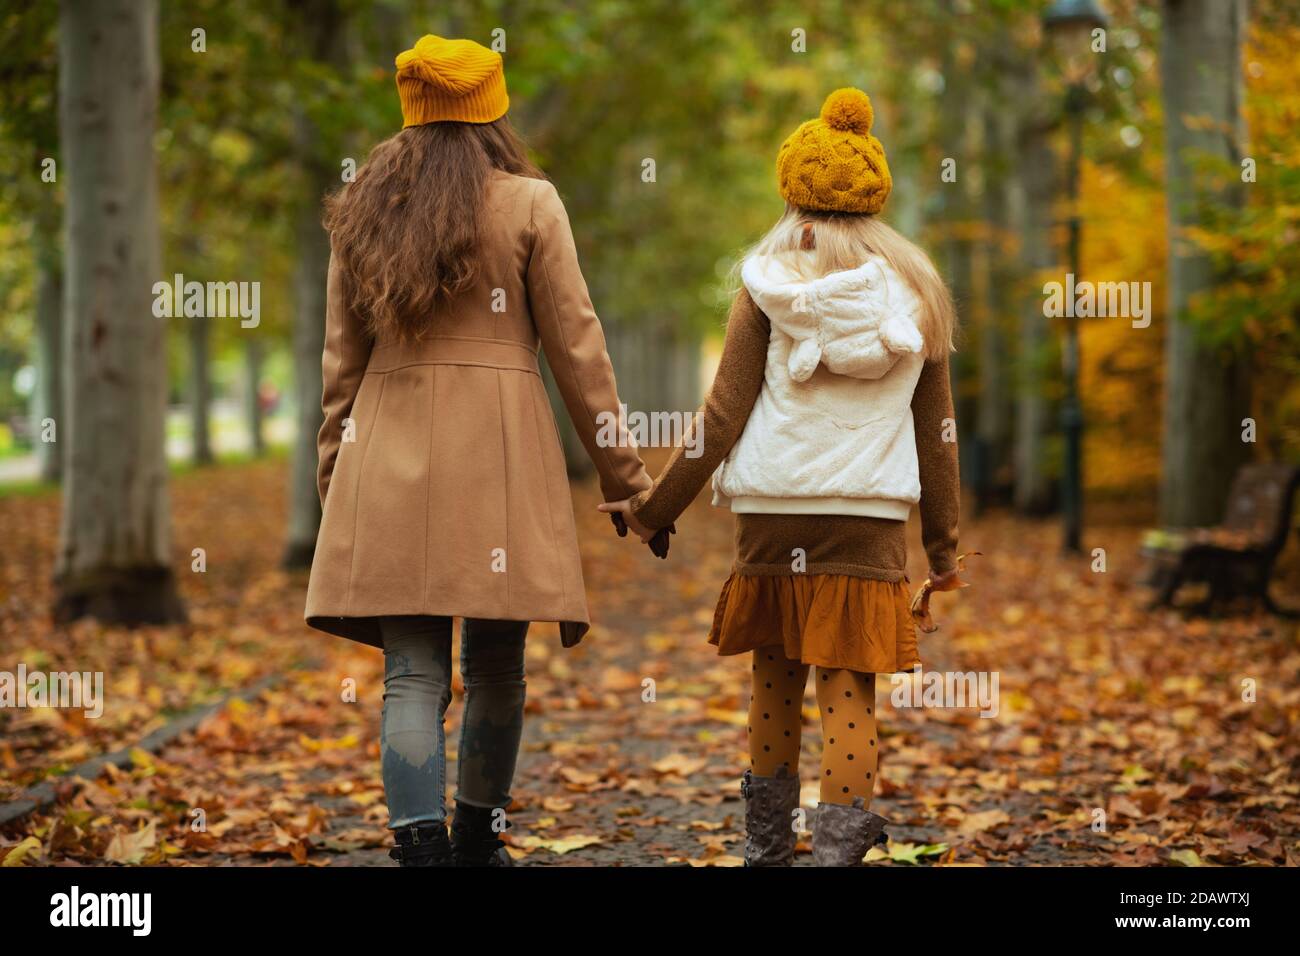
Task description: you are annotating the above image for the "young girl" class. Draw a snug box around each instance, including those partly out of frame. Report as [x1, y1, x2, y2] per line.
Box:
[304, 35, 654, 866]
[602, 88, 962, 866]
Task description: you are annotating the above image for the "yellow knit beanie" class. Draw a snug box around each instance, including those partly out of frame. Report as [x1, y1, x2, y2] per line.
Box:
[395, 35, 508, 128]
[776, 88, 891, 214]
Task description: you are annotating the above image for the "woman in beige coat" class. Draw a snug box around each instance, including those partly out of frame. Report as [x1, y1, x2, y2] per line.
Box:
[304, 35, 655, 866]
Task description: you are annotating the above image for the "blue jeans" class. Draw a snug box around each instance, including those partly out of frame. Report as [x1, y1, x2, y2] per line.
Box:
[379, 615, 528, 829]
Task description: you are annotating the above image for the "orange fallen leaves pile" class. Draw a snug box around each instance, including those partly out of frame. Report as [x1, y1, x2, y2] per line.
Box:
[1, 456, 1298, 867]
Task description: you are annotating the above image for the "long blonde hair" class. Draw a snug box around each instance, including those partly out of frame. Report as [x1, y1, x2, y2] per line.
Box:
[737, 205, 956, 361]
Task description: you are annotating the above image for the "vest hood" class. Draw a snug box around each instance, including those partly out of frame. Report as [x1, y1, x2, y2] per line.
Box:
[740, 254, 924, 383]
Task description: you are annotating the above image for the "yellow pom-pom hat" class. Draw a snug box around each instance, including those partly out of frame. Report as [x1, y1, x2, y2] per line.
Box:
[395, 35, 508, 128]
[776, 88, 891, 215]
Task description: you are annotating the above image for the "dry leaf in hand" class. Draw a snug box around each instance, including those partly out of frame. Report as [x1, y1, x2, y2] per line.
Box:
[910, 551, 981, 633]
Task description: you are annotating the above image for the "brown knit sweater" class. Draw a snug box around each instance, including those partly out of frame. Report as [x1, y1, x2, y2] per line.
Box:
[629, 289, 959, 580]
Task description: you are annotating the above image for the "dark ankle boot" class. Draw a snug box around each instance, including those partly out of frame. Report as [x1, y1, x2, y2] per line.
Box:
[450, 802, 513, 867]
[741, 766, 801, 867]
[811, 797, 889, 867]
[388, 822, 452, 867]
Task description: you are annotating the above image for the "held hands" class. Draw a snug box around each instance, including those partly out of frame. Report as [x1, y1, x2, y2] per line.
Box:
[598, 500, 675, 559]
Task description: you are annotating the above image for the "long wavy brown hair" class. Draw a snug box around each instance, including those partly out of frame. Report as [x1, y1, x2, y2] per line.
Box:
[324, 118, 544, 341]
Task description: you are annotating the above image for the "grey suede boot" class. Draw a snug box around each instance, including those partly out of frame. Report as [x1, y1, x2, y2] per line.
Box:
[741, 766, 801, 867]
[812, 797, 889, 867]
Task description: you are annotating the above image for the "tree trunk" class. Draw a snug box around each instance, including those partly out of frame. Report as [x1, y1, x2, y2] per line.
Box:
[283, 155, 331, 567]
[1013, 77, 1058, 516]
[54, 0, 184, 625]
[188, 311, 213, 465]
[671, 327, 701, 413]
[938, 36, 979, 491]
[282, 0, 348, 568]
[974, 80, 1018, 512]
[1158, 0, 1250, 527]
[245, 337, 266, 457]
[33, 253, 63, 483]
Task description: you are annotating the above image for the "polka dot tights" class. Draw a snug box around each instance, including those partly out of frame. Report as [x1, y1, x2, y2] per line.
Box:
[746, 649, 879, 807]
[746, 651, 806, 777]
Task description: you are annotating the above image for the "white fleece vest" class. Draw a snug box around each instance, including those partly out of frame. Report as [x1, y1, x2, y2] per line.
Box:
[711, 254, 926, 520]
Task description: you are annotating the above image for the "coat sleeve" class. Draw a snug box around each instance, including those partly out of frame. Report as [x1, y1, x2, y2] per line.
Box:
[316, 245, 373, 505]
[628, 290, 770, 531]
[911, 355, 960, 575]
[525, 180, 650, 501]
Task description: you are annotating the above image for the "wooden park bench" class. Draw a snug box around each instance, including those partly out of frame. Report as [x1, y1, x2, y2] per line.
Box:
[1143, 463, 1300, 616]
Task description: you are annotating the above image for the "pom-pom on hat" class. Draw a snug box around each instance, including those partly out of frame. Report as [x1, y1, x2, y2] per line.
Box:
[395, 35, 508, 128]
[776, 88, 891, 214]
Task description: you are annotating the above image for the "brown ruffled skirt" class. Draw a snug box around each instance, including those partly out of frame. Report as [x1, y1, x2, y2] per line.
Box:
[708, 572, 918, 675]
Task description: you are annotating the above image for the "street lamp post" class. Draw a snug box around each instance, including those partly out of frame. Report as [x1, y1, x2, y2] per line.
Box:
[1043, 0, 1108, 555]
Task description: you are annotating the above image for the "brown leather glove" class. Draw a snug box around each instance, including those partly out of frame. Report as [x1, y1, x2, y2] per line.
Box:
[609, 513, 675, 559]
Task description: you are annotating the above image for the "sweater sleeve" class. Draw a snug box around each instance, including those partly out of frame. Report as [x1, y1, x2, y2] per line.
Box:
[526, 180, 650, 502]
[911, 356, 960, 575]
[629, 290, 770, 530]
[317, 244, 374, 505]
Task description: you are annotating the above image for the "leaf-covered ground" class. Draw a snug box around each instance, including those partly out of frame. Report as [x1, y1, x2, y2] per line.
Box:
[1, 456, 1297, 866]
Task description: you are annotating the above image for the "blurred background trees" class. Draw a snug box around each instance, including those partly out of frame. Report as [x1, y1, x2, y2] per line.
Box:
[0, 0, 1296, 624]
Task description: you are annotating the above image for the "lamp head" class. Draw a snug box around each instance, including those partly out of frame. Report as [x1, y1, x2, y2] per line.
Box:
[1043, 0, 1109, 83]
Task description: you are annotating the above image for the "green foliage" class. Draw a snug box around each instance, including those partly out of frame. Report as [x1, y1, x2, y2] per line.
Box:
[1, 0, 1296, 474]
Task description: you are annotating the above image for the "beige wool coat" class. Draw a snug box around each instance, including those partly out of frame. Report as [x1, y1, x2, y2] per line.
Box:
[304, 171, 650, 648]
